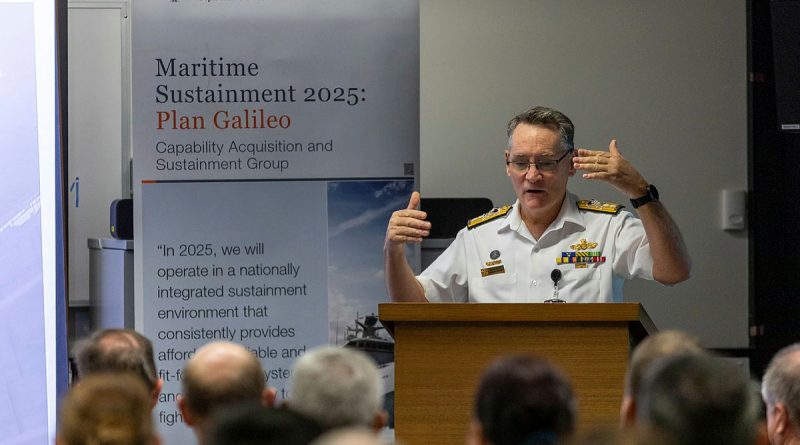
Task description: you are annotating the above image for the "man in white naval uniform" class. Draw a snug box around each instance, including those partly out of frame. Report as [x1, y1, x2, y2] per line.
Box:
[384, 106, 691, 303]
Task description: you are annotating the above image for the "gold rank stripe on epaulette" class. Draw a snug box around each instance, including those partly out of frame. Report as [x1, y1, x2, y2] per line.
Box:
[467, 205, 512, 230]
[576, 199, 624, 215]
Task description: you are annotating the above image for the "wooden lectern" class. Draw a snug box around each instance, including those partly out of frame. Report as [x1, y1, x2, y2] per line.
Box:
[379, 303, 656, 445]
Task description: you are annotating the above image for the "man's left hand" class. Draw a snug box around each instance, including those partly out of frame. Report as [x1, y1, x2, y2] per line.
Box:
[573, 139, 649, 199]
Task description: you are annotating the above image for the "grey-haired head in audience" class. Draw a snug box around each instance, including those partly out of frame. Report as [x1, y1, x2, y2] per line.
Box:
[287, 346, 386, 432]
[762, 342, 800, 445]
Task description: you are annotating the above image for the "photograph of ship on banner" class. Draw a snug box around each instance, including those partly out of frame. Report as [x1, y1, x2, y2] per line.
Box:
[327, 179, 416, 428]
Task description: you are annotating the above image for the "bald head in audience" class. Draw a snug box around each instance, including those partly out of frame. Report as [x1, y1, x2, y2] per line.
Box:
[74, 328, 162, 408]
[619, 330, 705, 427]
[762, 343, 800, 445]
[179, 341, 276, 445]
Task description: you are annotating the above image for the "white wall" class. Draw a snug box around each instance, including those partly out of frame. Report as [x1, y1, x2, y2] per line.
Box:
[67, 2, 129, 305]
[69, 0, 748, 348]
[420, 0, 748, 348]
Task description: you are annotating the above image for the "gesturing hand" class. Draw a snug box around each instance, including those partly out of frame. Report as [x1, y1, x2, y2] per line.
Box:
[572, 139, 649, 198]
[385, 191, 431, 248]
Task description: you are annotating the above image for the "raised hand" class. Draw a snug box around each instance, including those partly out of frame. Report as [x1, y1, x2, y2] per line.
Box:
[385, 191, 431, 247]
[572, 139, 649, 198]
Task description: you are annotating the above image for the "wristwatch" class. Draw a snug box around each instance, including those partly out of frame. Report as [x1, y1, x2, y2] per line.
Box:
[630, 184, 659, 209]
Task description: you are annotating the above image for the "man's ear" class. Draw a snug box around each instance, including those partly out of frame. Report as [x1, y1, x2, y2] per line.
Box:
[774, 403, 789, 435]
[371, 410, 388, 432]
[262, 387, 277, 407]
[568, 151, 577, 176]
[150, 378, 164, 409]
[177, 394, 194, 427]
[620, 395, 636, 428]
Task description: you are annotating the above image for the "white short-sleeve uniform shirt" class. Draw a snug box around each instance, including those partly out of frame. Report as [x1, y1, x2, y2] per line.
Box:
[417, 192, 654, 303]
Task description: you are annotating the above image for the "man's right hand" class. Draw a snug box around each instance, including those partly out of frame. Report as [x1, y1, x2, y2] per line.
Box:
[385, 191, 431, 251]
[384, 191, 430, 302]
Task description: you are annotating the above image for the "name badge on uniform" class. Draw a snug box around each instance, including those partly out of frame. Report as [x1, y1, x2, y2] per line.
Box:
[481, 265, 505, 277]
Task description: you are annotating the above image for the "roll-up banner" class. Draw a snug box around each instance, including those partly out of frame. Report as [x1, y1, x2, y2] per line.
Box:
[132, 1, 418, 441]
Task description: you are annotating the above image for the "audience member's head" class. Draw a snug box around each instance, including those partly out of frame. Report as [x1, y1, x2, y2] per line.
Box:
[207, 403, 323, 445]
[762, 343, 800, 445]
[74, 328, 161, 407]
[179, 341, 276, 444]
[288, 346, 386, 431]
[620, 330, 705, 426]
[58, 373, 158, 445]
[636, 354, 759, 445]
[468, 354, 576, 445]
[309, 427, 383, 445]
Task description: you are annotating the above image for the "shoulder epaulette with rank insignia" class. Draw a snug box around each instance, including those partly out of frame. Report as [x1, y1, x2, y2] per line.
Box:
[577, 199, 624, 215]
[467, 205, 512, 230]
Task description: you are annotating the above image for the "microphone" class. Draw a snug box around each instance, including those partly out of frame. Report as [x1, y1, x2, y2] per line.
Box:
[544, 269, 565, 303]
[550, 269, 562, 286]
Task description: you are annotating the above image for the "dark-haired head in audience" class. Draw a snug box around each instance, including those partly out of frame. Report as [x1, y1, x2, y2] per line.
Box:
[179, 341, 277, 445]
[619, 330, 705, 427]
[467, 354, 576, 445]
[58, 373, 159, 445]
[762, 343, 800, 445]
[636, 354, 760, 445]
[287, 346, 387, 432]
[207, 403, 322, 445]
[74, 328, 162, 408]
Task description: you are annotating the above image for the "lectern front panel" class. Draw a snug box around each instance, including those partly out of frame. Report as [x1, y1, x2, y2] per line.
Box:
[393, 321, 630, 445]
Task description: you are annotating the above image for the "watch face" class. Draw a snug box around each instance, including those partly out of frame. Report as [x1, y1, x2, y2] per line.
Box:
[648, 184, 659, 200]
[631, 184, 658, 208]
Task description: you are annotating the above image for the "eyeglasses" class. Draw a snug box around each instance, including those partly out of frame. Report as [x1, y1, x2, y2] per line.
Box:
[506, 150, 572, 173]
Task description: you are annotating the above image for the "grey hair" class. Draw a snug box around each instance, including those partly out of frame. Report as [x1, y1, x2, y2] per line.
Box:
[506, 106, 575, 152]
[289, 346, 383, 430]
[762, 343, 800, 427]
